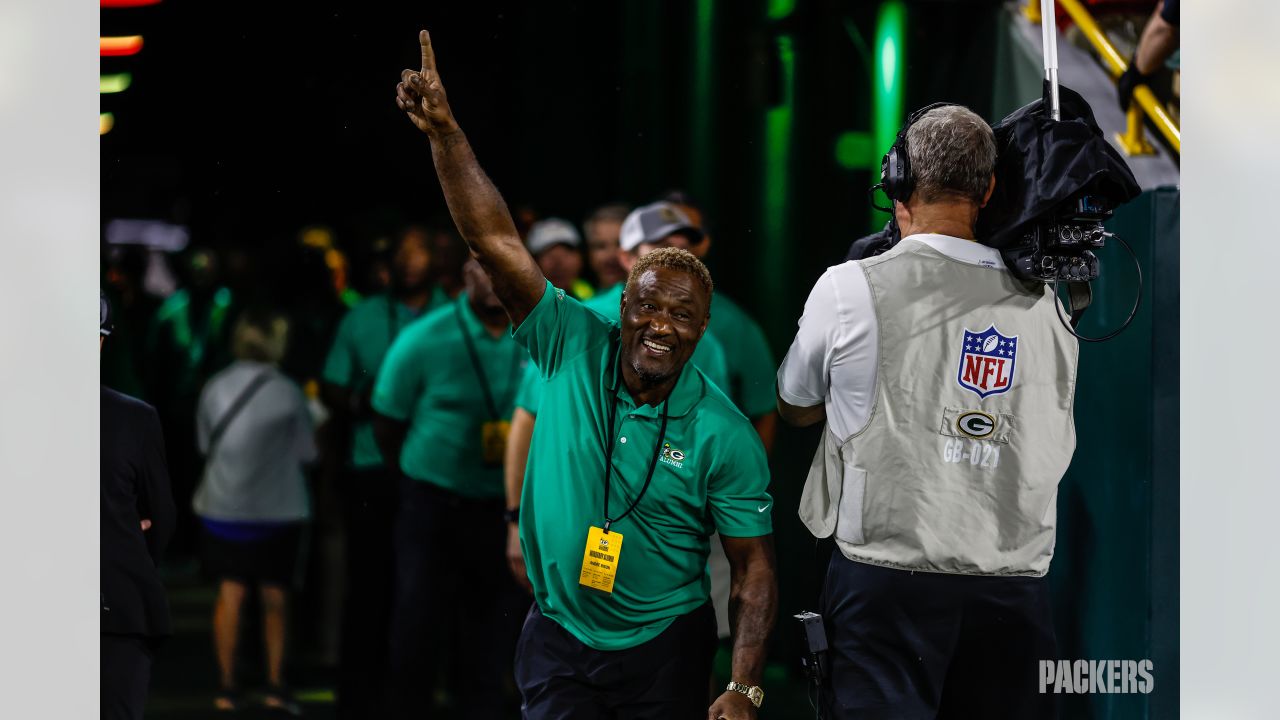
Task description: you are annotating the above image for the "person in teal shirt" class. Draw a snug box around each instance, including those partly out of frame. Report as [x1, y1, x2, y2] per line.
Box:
[322, 227, 449, 471]
[318, 225, 448, 719]
[396, 33, 777, 720]
[371, 259, 529, 720]
[501, 202, 736, 600]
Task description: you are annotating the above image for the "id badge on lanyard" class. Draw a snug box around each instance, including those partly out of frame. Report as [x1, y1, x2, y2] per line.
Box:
[578, 525, 624, 593]
[481, 419, 511, 467]
[577, 363, 670, 596]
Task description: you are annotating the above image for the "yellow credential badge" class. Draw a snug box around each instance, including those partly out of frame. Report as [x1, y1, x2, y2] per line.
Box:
[480, 419, 511, 467]
[578, 526, 624, 593]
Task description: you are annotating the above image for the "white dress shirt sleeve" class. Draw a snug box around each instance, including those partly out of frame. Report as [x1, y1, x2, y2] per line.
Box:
[777, 269, 839, 407]
[778, 262, 880, 442]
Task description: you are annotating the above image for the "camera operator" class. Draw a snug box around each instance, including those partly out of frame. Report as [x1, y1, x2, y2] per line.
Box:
[777, 104, 1078, 719]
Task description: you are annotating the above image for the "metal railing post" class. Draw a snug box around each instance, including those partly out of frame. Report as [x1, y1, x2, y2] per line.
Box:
[1046, 0, 1180, 156]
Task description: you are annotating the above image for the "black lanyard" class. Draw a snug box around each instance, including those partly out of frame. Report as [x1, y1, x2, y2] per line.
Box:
[600, 343, 671, 533]
[455, 302, 519, 421]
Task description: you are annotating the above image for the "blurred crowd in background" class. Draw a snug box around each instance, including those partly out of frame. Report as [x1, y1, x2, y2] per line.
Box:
[100, 191, 779, 717]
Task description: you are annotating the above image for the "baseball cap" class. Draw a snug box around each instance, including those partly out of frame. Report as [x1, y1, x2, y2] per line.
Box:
[618, 201, 704, 253]
[526, 218, 582, 256]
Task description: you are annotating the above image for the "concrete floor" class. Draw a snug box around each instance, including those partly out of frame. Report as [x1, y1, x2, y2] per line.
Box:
[143, 561, 816, 719]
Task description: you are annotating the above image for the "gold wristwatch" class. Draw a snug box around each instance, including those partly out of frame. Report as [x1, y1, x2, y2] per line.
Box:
[725, 681, 764, 708]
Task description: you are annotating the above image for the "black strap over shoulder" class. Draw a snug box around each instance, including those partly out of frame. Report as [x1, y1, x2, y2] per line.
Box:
[205, 370, 273, 459]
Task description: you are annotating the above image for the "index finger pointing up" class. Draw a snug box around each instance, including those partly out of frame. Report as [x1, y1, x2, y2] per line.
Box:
[419, 29, 437, 74]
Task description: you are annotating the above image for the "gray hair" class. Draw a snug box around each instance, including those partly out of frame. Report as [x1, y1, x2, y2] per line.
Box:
[906, 105, 996, 205]
[232, 310, 289, 364]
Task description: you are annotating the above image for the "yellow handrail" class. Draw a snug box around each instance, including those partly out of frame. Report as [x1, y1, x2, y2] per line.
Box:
[1027, 0, 1181, 155]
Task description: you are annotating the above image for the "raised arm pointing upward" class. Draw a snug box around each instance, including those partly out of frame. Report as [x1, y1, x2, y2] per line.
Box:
[395, 29, 544, 327]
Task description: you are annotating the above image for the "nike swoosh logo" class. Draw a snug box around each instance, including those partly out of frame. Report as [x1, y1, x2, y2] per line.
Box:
[757, 504, 771, 513]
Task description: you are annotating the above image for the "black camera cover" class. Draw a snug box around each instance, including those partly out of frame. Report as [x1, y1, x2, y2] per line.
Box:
[846, 82, 1141, 261]
[976, 80, 1140, 249]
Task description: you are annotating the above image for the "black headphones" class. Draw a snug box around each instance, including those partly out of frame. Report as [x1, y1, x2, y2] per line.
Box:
[878, 101, 958, 204]
[100, 290, 113, 337]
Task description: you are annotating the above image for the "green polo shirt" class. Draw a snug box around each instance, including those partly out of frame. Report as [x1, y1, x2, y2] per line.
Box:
[322, 290, 449, 468]
[708, 293, 778, 418]
[583, 283, 731, 392]
[372, 295, 527, 498]
[514, 281, 772, 651]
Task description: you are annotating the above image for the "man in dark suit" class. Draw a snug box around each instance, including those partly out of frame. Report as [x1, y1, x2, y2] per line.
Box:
[101, 290, 176, 720]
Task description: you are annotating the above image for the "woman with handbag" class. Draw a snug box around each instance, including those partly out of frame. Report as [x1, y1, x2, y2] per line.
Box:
[193, 308, 317, 715]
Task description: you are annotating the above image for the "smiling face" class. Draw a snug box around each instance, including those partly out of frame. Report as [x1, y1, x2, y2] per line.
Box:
[619, 265, 710, 387]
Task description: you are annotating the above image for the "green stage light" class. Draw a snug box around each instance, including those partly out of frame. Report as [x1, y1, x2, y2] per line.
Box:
[690, 0, 715, 196]
[767, 0, 796, 20]
[871, 1, 905, 228]
[835, 131, 873, 170]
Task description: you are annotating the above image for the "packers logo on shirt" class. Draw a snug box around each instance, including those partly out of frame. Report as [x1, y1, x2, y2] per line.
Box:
[955, 411, 997, 439]
[658, 442, 686, 469]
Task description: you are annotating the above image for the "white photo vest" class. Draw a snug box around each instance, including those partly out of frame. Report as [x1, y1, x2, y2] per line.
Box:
[799, 238, 1079, 576]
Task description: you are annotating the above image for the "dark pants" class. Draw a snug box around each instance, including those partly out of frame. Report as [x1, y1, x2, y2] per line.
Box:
[337, 466, 399, 719]
[101, 634, 154, 720]
[388, 477, 527, 720]
[515, 602, 717, 720]
[820, 552, 1059, 720]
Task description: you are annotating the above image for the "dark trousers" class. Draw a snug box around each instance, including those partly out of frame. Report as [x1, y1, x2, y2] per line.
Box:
[337, 466, 399, 719]
[388, 477, 527, 720]
[101, 634, 154, 720]
[820, 552, 1059, 720]
[515, 602, 717, 720]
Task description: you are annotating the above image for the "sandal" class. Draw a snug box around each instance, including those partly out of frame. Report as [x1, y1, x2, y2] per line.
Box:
[213, 686, 242, 712]
[262, 684, 303, 716]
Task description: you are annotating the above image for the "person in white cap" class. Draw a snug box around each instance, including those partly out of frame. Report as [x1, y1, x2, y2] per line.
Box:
[526, 218, 594, 301]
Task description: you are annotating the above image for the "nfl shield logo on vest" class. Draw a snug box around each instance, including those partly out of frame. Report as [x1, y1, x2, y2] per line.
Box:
[957, 326, 1018, 399]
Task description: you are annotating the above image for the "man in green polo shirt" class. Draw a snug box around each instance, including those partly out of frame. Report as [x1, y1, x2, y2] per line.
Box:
[396, 29, 777, 720]
[503, 203, 733, 594]
[319, 224, 449, 719]
[372, 258, 529, 720]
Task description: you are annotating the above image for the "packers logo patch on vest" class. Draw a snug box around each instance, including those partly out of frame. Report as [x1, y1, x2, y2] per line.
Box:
[957, 326, 1018, 399]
